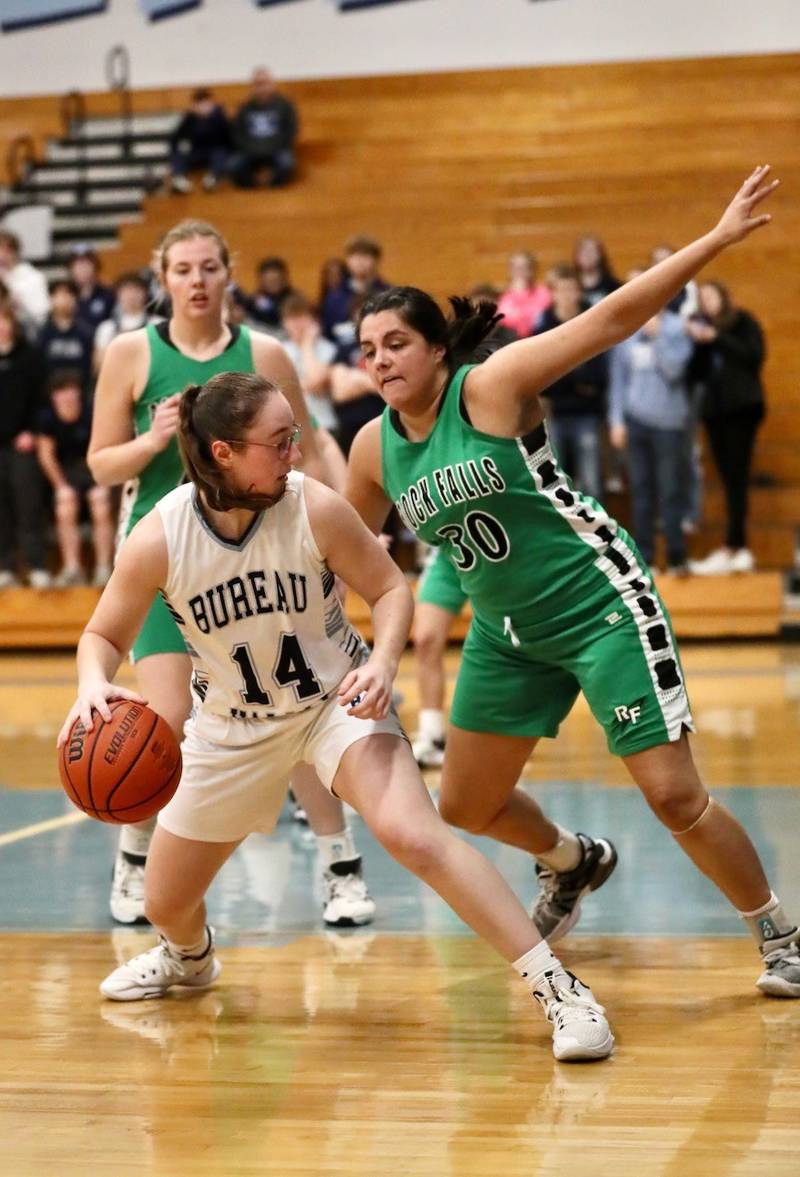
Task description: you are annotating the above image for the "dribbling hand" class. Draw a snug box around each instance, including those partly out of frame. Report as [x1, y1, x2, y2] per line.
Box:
[57, 683, 148, 748]
[714, 165, 779, 246]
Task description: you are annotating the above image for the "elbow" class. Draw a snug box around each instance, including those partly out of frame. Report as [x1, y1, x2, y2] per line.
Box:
[87, 453, 113, 487]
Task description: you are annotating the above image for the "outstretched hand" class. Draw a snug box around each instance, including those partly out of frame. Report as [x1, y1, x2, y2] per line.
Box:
[715, 166, 779, 246]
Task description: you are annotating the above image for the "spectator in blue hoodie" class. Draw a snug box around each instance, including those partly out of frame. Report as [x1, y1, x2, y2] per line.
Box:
[609, 309, 693, 573]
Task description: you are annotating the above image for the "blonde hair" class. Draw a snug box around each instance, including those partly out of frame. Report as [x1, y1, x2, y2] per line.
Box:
[155, 219, 231, 277]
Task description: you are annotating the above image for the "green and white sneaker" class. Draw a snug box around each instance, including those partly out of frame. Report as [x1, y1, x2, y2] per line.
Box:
[757, 932, 800, 998]
[531, 833, 618, 943]
[100, 926, 220, 1002]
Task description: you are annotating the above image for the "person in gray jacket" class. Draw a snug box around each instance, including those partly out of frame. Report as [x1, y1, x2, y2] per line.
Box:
[609, 310, 693, 573]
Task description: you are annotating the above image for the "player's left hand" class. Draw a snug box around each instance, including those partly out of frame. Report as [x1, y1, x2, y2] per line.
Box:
[337, 657, 394, 720]
[714, 165, 779, 246]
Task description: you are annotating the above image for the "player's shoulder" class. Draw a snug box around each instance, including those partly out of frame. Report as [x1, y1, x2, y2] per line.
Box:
[349, 415, 384, 469]
[106, 325, 150, 359]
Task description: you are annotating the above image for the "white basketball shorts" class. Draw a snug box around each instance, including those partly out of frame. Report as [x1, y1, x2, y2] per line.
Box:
[157, 695, 406, 843]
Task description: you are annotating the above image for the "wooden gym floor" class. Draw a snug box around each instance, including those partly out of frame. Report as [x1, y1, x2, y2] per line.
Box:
[1, 643, 799, 1176]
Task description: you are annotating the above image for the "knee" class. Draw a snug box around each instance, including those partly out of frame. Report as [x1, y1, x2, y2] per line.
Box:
[437, 788, 490, 835]
[370, 816, 444, 878]
[644, 776, 708, 831]
[55, 486, 78, 521]
[143, 891, 185, 929]
[88, 486, 111, 519]
[413, 626, 446, 665]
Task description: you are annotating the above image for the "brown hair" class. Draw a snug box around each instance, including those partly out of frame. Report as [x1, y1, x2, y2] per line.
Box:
[155, 219, 231, 277]
[548, 262, 580, 285]
[177, 371, 281, 511]
[280, 292, 312, 319]
[700, 280, 737, 329]
[344, 234, 382, 260]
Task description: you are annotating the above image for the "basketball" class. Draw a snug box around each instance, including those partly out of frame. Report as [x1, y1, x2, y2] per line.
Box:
[58, 700, 182, 824]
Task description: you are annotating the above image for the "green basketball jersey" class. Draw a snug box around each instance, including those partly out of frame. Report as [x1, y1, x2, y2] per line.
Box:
[121, 322, 256, 536]
[381, 364, 644, 637]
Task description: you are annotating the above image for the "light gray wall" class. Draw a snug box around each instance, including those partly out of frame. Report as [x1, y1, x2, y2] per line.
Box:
[0, 0, 797, 96]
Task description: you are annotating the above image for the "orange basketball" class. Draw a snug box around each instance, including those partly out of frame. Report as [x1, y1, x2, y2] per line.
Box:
[59, 700, 182, 824]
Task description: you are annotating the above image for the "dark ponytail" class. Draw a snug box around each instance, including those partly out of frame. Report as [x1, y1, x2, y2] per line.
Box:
[358, 285, 501, 374]
[176, 371, 281, 511]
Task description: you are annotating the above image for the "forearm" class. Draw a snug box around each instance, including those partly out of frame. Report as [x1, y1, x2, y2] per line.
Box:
[88, 433, 158, 486]
[77, 631, 125, 689]
[600, 231, 727, 346]
[368, 582, 414, 675]
[38, 451, 66, 488]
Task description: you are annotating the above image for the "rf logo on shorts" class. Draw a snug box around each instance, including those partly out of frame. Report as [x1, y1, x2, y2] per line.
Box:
[614, 702, 644, 725]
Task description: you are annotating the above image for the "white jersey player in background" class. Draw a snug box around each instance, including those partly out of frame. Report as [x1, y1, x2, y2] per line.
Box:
[58, 369, 614, 1062]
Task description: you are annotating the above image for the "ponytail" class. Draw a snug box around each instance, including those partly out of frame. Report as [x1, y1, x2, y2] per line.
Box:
[176, 372, 281, 511]
[446, 296, 503, 369]
[359, 285, 502, 374]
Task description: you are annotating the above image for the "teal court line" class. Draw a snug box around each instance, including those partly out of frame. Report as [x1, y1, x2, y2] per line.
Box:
[0, 784, 798, 942]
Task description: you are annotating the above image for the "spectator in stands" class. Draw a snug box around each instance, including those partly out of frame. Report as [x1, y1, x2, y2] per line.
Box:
[38, 280, 94, 393]
[688, 281, 766, 575]
[36, 370, 114, 588]
[0, 302, 50, 589]
[68, 246, 115, 332]
[245, 257, 296, 332]
[279, 293, 338, 430]
[650, 243, 699, 319]
[574, 233, 620, 305]
[609, 307, 693, 574]
[321, 234, 389, 347]
[496, 251, 551, 339]
[94, 272, 157, 371]
[232, 67, 298, 189]
[329, 293, 384, 455]
[0, 229, 49, 337]
[317, 257, 347, 313]
[167, 87, 233, 195]
[536, 263, 607, 501]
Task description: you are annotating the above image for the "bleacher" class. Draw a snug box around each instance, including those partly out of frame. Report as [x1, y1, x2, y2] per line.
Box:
[2, 53, 798, 644]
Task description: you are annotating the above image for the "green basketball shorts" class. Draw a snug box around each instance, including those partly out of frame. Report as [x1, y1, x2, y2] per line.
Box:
[417, 548, 468, 616]
[131, 592, 190, 664]
[450, 593, 693, 757]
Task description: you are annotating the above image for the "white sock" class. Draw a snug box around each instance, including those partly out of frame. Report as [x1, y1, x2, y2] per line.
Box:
[535, 826, 582, 873]
[317, 827, 357, 871]
[512, 940, 563, 985]
[738, 892, 796, 948]
[166, 927, 211, 961]
[417, 708, 445, 742]
[119, 817, 156, 859]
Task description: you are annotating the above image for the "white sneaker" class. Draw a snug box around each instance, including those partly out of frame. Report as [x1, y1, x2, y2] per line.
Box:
[92, 564, 112, 588]
[170, 175, 193, 194]
[689, 548, 734, 576]
[0, 571, 20, 590]
[53, 567, 85, 588]
[756, 934, 800, 998]
[28, 569, 53, 589]
[411, 734, 445, 769]
[729, 548, 755, 574]
[201, 172, 218, 192]
[323, 857, 376, 927]
[100, 928, 220, 1002]
[531, 969, 614, 1061]
[110, 851, 148, 925]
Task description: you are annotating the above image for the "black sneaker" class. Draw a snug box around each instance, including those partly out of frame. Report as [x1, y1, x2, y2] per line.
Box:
[757, 931, 800, 997]
[531, 833, 618, 943]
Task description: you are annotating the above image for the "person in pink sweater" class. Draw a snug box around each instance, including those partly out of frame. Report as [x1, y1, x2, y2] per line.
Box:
[496, 250, 552, 338]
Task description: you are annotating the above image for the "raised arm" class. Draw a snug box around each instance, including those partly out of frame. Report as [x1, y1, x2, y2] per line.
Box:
[470, 167, 778, 410]
[56, 513, 167, 745]
[304, 477, 413, 721]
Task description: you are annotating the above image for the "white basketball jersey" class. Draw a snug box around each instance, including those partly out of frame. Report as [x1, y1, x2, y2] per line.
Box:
[156, 474, 368, 741]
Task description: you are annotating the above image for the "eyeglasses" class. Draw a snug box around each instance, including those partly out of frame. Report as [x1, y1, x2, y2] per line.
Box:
[222, 424, 301, 459]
